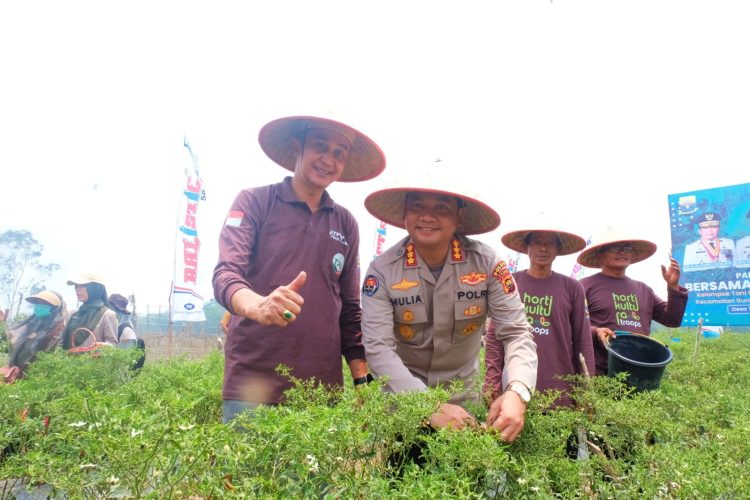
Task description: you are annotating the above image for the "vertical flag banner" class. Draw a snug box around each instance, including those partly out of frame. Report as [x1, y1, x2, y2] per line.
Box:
[170, 139, 207, 322]
[570, 236, 592, 280]
[668, 182, 750, 326]
[373, 220, 387, 259]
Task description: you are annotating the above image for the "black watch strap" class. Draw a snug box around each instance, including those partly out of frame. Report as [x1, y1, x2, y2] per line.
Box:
[353, 373, 374, 386]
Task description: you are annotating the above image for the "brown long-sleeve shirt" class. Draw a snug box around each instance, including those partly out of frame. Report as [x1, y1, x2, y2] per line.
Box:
[484, 270, 594, 407]
[213, 177, 364, 404]
[581, 272, 688, 375]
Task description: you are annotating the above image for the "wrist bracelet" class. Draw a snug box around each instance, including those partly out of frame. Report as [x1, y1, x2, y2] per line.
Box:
[353, 373, 374, 386]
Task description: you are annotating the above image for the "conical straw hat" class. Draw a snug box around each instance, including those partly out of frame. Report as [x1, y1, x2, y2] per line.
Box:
[502, 229, 586, 256]
[364, 158, 500, 235]
[258, 115, 385, 182]
[576, 227, 657, 268]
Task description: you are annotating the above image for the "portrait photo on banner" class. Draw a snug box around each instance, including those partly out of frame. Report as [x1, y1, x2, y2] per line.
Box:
[668, 182, 750, 326]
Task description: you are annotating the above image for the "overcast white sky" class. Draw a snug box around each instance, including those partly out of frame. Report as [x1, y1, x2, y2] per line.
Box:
[2, 1, 749, 313]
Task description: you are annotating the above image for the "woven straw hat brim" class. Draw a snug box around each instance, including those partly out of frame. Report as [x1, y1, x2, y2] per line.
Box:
[576, 238, 657, 268]
[26, 290, 62, 307]
[258, 116, 385, 182]
[67, 273, 106, 287]
[502, 229, 587, 256]
[364, 187, 501, 236]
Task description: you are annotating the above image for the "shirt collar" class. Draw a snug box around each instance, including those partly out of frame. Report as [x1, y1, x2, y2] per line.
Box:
[278, 176, 335, 210]
[400, 235, 466, 269]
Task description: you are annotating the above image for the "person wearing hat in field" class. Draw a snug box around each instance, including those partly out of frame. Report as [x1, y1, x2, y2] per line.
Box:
[212, 114, 385, 423]
[483, 228, 594, 408]
[361, 166, 537, 442]
[109, 293, 138, 348]
[62, 273, 119, 349]
[577, 228, 688, 376]
[682, 211, 734, 272]
[1, 291, 67, 383]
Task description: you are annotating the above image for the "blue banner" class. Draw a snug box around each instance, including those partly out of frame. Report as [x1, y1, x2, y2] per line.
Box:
[668, 182, 750, 326]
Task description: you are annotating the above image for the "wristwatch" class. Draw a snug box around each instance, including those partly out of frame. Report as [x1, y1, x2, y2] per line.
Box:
[353, 373, 374, 386]
[505, 382, 531, 404]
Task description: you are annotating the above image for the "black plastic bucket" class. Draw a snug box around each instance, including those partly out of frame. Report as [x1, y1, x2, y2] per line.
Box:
[606, 333, 673, 392]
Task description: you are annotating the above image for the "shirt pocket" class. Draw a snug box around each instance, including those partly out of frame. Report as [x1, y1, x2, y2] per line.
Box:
[452, 300, 486, 344]
[394, 303, 428, 345]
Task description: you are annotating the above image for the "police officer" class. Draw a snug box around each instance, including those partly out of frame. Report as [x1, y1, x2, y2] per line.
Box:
[361, 168, 537, 443]
[682, 211, 734, 271]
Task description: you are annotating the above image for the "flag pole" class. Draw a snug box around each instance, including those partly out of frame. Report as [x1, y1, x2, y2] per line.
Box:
[167, 138, 186, 360]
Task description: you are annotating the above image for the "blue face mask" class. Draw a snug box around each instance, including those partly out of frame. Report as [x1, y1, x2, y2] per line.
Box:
[34, 304, 54, 318]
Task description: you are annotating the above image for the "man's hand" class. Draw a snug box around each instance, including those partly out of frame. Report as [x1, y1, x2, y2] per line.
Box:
[232, 271, 307, 326]
[595, 327, 616, 346]
[429, 403, 477, 430]
[486, 391, 526, 443]
[661, 257, 681, 291]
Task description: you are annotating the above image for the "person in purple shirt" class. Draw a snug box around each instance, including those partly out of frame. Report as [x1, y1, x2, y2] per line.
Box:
[576, 228, 688, 376]
[212, 114, 385, 422]
[484, 228, 594, 408]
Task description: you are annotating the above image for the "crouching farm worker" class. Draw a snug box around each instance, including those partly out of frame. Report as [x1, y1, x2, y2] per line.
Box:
[212, 114, 385, 423]
[61, 273, 119, 350]
[361, 166, 537, 443]
[1, 291, 67, 383]
[109, 293, 146, 370]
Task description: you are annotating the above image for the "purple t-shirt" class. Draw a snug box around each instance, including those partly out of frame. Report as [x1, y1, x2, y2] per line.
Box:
[580, 272, 688, 375]
[212, 177, 364, 404]
[484, 270, 593, 406]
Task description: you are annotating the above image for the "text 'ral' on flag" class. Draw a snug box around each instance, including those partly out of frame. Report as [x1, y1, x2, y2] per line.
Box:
[170, 139, 207, 322]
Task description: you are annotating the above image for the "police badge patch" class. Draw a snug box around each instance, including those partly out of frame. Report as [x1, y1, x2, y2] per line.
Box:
[399, 324, 415, 339]
[492, 260, 516, 294]
[363, 275, 380, 296]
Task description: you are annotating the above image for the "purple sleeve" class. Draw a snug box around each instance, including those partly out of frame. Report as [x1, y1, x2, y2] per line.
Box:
[652, 286, 689, 327]
[338, 213, 365, 362]
[570, 280, 595, 376]
[212, 189, 262, 312]
[483, 320, 505, 399]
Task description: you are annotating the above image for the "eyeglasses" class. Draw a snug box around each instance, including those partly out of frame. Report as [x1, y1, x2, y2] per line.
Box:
[603, 245, 634, 254]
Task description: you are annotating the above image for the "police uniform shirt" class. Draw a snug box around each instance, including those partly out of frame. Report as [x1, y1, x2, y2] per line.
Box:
[361, 235, 537, 402]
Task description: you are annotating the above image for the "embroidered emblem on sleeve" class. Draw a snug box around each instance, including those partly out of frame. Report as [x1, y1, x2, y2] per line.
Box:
[450, 238, 465, 262]
[225, 210, 244, 227]
[492, 260, 516, 294]
[459, 272, 487, 285]
[362, 275, 380, 296]
[391, 278, 419, 291]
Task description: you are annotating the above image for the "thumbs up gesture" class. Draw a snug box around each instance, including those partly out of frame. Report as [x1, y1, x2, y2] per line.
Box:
[232, 271, 307, 327]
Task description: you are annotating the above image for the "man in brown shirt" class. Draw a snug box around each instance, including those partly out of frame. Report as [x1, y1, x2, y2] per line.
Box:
[213, 115, 385, 422]
[577, 228, 687, 375]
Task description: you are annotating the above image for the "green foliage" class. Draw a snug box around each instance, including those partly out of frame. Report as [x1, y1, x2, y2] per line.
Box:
[1, 331, 749, 498]
[0, 229, 60, 315]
